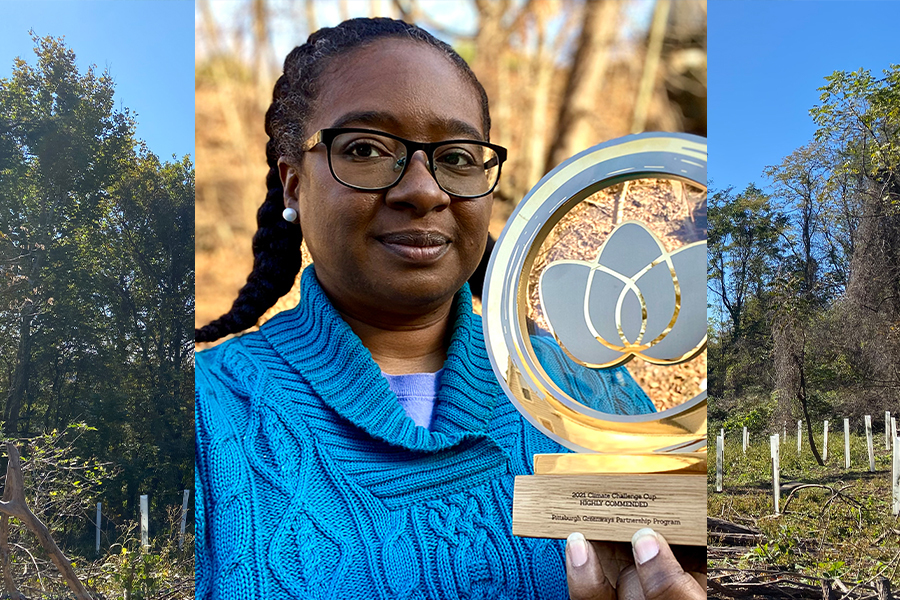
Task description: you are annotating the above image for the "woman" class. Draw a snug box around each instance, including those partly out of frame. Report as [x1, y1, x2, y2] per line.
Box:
[195, 17, 703, 599]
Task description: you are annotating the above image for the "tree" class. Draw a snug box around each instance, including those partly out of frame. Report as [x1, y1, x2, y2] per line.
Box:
[811, 66, 900, 408]
[811, 66, 900, 193]
[544, 0, 621, 170]
[0, 34, 135, 435]
[1, 35, 194, 549]
[708, 185, 784, 339]
[99, 153, 195, 517]
[772, 278, 824, 466]
[765, 143, 833, 304]
[707, 184, 785, 399]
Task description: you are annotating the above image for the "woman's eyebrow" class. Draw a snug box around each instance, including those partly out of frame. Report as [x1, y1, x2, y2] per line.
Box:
[329, 110, 400, 130]
[329, 111, 484, 140]
[438, 118, 484, 140]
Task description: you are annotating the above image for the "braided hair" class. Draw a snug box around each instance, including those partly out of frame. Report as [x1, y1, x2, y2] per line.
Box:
[196, 18, 492, 343]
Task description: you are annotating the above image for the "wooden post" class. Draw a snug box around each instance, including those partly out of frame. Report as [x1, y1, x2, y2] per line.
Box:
[886, 411, 891, 451]
[893, 435, 900, 517]
[179, 489, 190, 550]
[797, 420, 802, 454]
[845, 418, 851, 469]
[823, 420, 829, 463]
[770, 434, 780, 515]
[95, 502, 101, 554]
[866, 415, 875, 472]
[140, 494, 149, 550]
[716, 433, 724, 492]
[892, 417, 897, 446]
[783, 423, 786, 443]
[742, 426, 748, 454]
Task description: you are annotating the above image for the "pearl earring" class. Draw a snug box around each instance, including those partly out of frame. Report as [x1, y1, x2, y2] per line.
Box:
[282, 207, 298, 223]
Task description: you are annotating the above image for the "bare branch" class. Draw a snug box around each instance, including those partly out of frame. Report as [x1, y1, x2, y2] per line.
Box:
[0, 443, 92, 600]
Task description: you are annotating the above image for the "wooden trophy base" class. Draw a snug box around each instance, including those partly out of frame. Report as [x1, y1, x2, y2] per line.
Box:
[512, 453, 706, 546]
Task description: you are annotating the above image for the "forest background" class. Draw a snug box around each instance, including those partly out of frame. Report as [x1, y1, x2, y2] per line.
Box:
[707, 1, 899, 462]
[0, 1, 194, 598]
[194, 0, 708, 332]
[707, 4, 900, 589]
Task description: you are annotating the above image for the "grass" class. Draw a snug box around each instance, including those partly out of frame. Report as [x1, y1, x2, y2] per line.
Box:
[708, 428, 900, 585]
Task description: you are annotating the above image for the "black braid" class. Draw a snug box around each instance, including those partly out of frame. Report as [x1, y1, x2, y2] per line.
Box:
[196, 18, 492, 343]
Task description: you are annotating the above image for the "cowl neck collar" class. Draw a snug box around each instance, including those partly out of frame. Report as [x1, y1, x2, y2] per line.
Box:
[260, 267, 500, 453]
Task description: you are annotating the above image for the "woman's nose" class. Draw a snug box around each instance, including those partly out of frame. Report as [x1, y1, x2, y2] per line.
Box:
[384, 150, 451, 216]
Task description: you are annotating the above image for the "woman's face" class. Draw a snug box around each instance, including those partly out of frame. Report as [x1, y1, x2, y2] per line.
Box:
[280, 39, 492, 322]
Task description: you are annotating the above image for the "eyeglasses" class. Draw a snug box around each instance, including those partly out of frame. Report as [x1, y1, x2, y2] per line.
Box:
[300, 128, 507, 199]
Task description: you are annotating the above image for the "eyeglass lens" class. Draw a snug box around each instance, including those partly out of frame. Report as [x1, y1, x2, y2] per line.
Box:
[329, 131, 500, 197]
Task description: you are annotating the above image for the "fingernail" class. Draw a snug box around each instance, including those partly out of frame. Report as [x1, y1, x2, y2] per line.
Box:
[631, 528, 659, 565]
[566, 532, 589, 567]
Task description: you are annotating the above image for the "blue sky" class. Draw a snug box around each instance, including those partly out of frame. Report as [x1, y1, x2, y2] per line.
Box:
[1, 0, 194, 161]
[709, 0, 898, 192]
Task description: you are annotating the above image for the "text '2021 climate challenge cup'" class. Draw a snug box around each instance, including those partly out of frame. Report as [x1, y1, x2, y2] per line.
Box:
[483, 133, 707, 546]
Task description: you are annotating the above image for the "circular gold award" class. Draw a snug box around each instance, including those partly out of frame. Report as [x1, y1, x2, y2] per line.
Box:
[483, 133, 707, 455]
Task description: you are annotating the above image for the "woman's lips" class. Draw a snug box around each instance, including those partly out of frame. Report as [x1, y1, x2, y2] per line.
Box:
[376, 231, 451, 263]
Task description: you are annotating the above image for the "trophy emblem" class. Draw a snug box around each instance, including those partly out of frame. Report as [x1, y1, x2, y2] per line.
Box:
[483, 133, 707, 546]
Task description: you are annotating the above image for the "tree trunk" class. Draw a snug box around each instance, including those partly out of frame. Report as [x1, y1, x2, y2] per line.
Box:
[875, 576, 891, 600]
[4, 300, 34, 436]
[472, 0, 511, 199]
[797, 353, 824, 466]
[545, 0, 619, 171]
[524, 5, 555, 196]
[631, 0, 671, 133]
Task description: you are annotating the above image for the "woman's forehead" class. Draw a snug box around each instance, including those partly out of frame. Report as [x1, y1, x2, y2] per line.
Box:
[310, 38, 484, 139]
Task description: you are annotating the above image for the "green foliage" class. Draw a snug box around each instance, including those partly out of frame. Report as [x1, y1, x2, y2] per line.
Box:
[0, 34, 194, 569]
[710, 64, 900, 439]
[88, 509, 193, 600]
[817, 560, 847, 579]
[708, 184, 786, 335]
[710, 432, 900, 585]
[811, 65, 900, 187]
[722, 400, 774, 435]
[7, 424, 112, 535]
[708, 185, 785, 399]
[1, 425, 192, 598]
[750, 540, 795, 566]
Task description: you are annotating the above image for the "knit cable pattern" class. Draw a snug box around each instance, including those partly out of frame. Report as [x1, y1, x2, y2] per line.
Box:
[196, 267, 583, 599]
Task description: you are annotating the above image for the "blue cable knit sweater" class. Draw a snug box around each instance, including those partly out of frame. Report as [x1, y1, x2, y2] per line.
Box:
[195, 268, 650, 599]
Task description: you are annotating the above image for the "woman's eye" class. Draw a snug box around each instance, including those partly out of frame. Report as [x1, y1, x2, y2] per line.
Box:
[345, 142, 386, 158]
[438, 150, 476, 168]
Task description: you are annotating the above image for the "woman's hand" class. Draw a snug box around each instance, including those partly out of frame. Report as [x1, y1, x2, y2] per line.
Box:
[565, 529, 705, 599]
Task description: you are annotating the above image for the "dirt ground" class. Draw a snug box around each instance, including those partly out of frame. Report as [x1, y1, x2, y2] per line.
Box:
[525, 178, 706, 412]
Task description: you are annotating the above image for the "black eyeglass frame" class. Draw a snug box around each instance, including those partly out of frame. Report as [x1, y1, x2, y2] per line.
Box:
[300, 127, 508, 199]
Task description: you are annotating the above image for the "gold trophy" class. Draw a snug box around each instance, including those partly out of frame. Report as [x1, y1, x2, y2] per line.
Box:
[482, 133, 707, 545]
